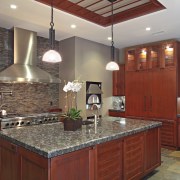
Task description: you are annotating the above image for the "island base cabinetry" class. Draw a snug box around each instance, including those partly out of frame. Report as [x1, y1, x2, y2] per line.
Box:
[0, 127, 160, 180]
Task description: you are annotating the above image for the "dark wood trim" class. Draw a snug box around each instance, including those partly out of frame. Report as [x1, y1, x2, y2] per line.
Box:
[35, 0, 165, 27]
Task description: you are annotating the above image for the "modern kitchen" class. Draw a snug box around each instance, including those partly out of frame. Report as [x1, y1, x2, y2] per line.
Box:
[0, 0, 180, 180]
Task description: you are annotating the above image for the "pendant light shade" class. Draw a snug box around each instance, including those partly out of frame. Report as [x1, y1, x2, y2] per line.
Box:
[42, 50, 62, 63]
[106, 0, 119, 71]
[42, 0, 62, 63]
[106, 61, 119, 71]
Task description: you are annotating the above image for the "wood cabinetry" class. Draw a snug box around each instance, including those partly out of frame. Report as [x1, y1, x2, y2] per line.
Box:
[125, 40, 179, 148]
[123, 133, 144, 180]
[125, 40, 177, 72]
[96, 139, 123, 180]
[0, 127, 161, 180]
[108, 110, 125, 117]
[51, 147, 93, 180]
[113, 64, 125, 96]
[144, 128, 161, 174]
[0, 139, 19, 180]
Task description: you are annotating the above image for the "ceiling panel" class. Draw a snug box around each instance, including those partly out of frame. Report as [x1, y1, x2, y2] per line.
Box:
[35, 0, 166, 26]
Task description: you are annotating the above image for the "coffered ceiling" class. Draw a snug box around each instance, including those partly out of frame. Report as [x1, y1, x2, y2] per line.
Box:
[36, 0, 165, 26]
[0, 0, 180, 49]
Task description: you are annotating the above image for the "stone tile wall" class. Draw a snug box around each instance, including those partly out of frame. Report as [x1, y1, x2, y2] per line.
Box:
[0, 27, 60, 114]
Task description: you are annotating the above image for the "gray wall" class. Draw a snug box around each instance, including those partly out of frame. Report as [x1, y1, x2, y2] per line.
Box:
[59, 36, 119, 118]
[0, 27, 60, 114]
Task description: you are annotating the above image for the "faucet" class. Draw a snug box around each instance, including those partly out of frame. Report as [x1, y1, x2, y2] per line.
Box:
[91, 104, 100, 119]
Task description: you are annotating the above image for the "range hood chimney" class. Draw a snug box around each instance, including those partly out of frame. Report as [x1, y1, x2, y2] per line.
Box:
[0, 27, 61, 83]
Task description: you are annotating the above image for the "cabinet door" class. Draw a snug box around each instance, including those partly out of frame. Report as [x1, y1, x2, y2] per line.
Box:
[145, 128, 161, 174]
[96, 139, 123, 180]
[113, 64, 125, 96]
[125, 72, 144, 118]
[161, 41, 176, 68]
[125, 48, 137, 71]
[151, 69, 176, 119]
[0, 139, 19, 180]
[51, 147, 93, 180]
[123, 133, 144, 180]
[137, 47, 148, 71]
[19, 147, 49, 180]
[160, 119, 177, 147]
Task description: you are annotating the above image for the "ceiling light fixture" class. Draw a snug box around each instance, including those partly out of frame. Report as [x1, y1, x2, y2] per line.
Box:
[42, 0, 62, 63]
[10, 4, 17, 9]
[106, 0, 119, 71]
[146, 27, 151, 31]
[107, 37, 112, 41]
[71, 24, 76, 29]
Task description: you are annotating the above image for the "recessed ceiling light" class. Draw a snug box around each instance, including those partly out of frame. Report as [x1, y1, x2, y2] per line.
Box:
[107, 37, 112, 41]
[10, 4, 17, 9]
[71, 24, 76, 29]
[146, 27, 151, 31]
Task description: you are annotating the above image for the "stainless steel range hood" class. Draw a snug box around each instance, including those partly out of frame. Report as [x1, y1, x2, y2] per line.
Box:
[0, 27, 61, 83]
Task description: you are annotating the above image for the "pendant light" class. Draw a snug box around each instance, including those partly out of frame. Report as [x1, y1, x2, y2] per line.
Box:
[42, 0, 62, 63]
[106, 0, 119, 71]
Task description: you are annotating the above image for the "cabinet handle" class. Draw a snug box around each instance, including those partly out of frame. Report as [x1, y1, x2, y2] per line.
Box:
[144, 96, 146, 112]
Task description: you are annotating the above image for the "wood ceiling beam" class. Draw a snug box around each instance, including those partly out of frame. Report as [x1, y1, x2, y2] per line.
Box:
[100, 0, 142, 16]
[35, 0, 166, 27]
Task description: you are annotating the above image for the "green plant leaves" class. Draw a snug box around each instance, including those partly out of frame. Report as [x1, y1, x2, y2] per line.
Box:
[67, 108, 82, 120]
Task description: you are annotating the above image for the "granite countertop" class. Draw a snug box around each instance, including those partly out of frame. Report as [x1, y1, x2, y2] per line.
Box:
[0, 117, 161, 158]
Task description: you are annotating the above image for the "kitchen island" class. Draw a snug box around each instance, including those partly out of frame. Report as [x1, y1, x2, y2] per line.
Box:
[0, 117, 162, 180]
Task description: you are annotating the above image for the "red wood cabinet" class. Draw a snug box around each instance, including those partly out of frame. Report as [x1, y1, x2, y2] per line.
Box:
[125, 40, 177, 72]
[51, 147, 93, 180]
[123, 133, 144, 180]
[108, 110, 125, 117]
[96, 139, 123, 180]
[0, 139, 19, 180]
[145, 128, 161, 174]
[113, 64, 125, 96]
[0, 127, 161, 180]
[125, 40, 179, 148]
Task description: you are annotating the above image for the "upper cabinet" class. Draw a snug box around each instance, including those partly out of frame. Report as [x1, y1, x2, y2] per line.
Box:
[125, 40, 177, 72]
[113, 64, 125, 96]
[161, 41, 176, 68]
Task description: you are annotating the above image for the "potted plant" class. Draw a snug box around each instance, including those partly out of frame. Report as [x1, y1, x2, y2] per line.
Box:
[63, 80, 83, 131]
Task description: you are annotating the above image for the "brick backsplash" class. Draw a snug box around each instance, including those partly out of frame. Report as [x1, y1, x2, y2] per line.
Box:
[0, 27, 60, 114]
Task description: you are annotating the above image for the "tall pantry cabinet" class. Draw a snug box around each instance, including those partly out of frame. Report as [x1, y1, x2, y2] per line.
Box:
[125, 40, 180, 148]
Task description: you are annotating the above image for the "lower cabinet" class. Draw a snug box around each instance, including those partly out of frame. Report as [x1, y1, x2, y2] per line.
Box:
[96, 139, 123, 180]
[51, 147, 94, 180]
[0, 127, 160, 180]
[0, 139, 19, 180]
[123, 133, 144, 180]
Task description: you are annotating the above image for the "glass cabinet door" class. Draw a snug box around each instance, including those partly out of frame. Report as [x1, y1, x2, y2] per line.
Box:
[137, 48, 147, 70]
[126, 49, 136, 71]
[149, 45, 160, 69]
[161, 42, 175, 68]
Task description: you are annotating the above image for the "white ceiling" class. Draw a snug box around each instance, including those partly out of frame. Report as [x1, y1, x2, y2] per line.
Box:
[0, 0, 180, 49]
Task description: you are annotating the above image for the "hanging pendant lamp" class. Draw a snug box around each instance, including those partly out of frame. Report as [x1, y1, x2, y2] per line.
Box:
[106, 0, 119, 71]
[42, 0, 62, 63]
